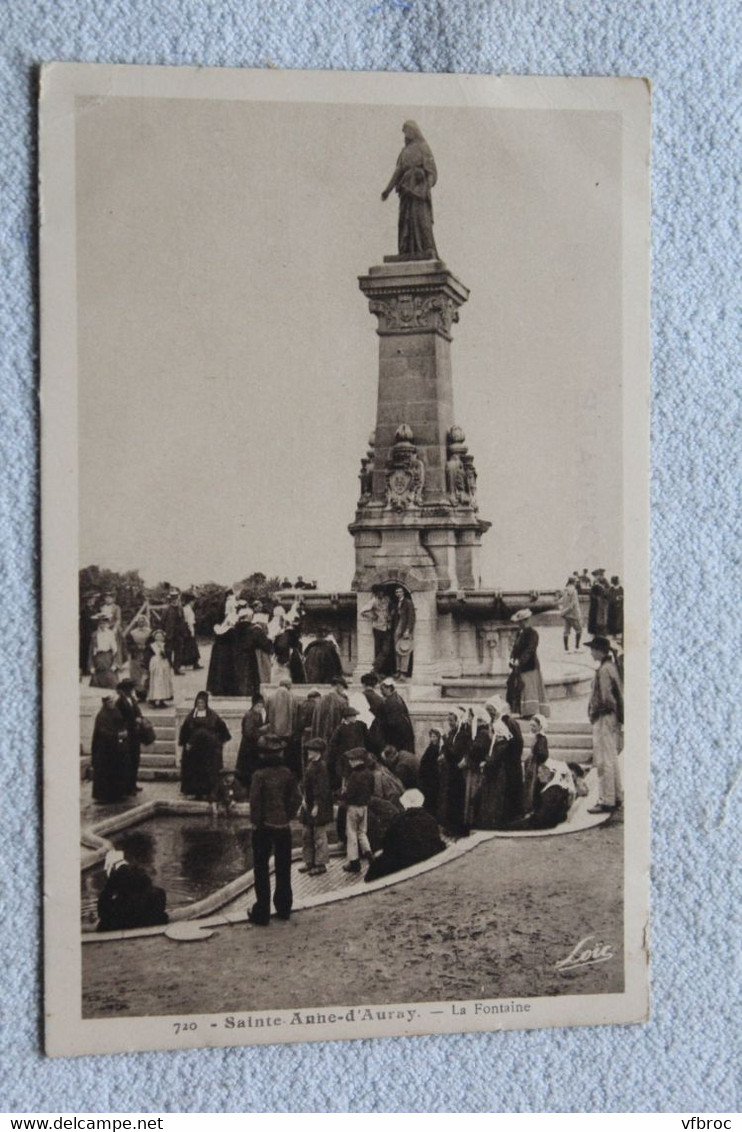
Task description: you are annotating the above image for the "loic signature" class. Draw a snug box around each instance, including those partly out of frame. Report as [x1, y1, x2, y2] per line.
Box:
[555, 934, 614, 972]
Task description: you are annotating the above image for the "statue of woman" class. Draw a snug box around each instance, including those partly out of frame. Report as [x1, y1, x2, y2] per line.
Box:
[381, 121, 438, 259]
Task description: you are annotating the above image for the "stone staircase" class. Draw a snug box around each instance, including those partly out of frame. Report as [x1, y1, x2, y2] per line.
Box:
[139, 710, 179, 781]
[545, 720, 593, 764]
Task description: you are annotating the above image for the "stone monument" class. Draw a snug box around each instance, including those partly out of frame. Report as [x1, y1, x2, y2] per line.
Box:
[281, 124, 580, 705]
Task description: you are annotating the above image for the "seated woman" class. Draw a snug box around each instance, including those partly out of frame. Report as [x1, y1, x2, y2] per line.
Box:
[505, 760, 578, 831]
[365, 789, 446, 882]
[96, 848, 168, 932]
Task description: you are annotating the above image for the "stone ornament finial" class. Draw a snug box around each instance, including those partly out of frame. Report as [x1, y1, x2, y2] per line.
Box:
[385, 425, 425, 512]
[445, 425, 478, 510]
[358, 433, 376, 506]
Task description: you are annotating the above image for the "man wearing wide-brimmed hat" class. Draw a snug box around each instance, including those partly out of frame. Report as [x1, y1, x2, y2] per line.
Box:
[584, 636, 624, 814]
[248, 734, 302, 926]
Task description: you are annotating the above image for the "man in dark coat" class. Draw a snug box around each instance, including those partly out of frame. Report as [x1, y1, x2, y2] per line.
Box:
[248, 735, 302, 926]
[299, 738, 333, 876]
[310, 677, 349, 742]
[115, 678, 145, 795]
[588, 570, 609, 636]
[376, 678, 415, 752]
[382, 745, 420, 789]
[294, 688, 320, 772]
[392, 586, 416, 679]
[360, 672, 385, 754]
[607, 576, 624, 638]
[161, 592, 187, 675]
[327, 705, 369, 790]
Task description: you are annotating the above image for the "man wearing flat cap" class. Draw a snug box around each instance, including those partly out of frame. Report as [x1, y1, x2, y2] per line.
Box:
[248, 734, 302, 926]
[328, 704, 369, 790]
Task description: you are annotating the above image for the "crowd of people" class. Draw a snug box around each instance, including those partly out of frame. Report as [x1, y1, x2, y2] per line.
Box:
[81, 588, 203, 705]
[204, 593, 340, 697]
[91, 667, 600, 930]
[360, 583, 416, 678]
[86, 583, 625, 931]
[558, 569, 624, 653]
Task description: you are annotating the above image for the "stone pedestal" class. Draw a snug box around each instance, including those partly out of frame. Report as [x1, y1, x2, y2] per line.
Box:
[350, 259, 490, 603]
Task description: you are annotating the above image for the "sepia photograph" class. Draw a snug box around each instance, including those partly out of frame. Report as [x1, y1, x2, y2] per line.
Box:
[40, 64, 650, 1056]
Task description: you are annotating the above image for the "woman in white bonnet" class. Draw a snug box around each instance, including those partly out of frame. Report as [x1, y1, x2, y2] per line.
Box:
[479, 695, 525, 828]
[96, 845, 168, 932]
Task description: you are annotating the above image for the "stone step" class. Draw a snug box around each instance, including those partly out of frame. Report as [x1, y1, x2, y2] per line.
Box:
[548, 733, 592, 749]
[545, 721, 592, 734]
[140, 753, 178, 768]
[550, 750, 593, 765]
[138, 768, 180, 782]
[152, 725, 176, 740]
[142, 739, 177, 754]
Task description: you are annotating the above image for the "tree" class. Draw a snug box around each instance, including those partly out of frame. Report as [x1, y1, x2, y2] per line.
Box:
[79, 566, 146, 624]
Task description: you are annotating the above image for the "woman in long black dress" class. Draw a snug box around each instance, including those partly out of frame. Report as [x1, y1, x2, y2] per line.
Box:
[206, 617, 237, 697]
[179, 691, 231, 800]
[91, 696, 131, 803]
[437, 709, 468, 835]
[480, 696, 525, 829]
[462, 710, 491, 830]
[235, 695, 268, 790]
[418, 726, 443, 815]
[522, 713, 549, 813]
[303, 629, 344, 684]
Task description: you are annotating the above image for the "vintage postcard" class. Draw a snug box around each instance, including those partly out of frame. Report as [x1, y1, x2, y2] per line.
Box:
[40, 64, 650, 1056]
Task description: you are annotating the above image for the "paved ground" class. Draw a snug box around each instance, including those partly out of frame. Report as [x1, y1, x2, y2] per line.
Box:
[81, 624, 618, 1020]
[82, 809, 623, 1018]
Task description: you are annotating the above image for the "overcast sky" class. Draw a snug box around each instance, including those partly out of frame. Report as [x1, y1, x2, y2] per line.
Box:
[76, 93, 623, 591]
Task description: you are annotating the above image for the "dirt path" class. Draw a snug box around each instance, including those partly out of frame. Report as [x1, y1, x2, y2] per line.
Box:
[83, 818, 623, 1018]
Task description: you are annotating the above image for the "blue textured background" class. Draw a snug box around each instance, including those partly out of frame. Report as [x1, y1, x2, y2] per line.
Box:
[2, 0, 740, 1113]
